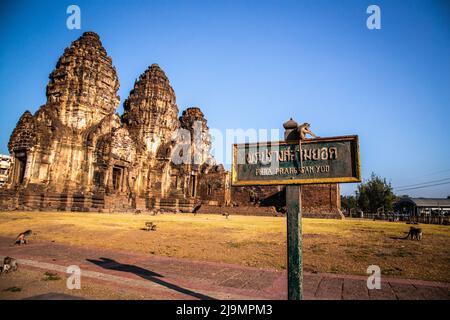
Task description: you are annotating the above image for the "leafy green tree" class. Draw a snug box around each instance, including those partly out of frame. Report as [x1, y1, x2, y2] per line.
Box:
[356, 173, 396, 213]
[340, 195, 358, 213]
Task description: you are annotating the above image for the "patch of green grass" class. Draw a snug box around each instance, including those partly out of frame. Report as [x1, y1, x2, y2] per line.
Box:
[43, 271, 61, 281]
[3, 286, 22, 292]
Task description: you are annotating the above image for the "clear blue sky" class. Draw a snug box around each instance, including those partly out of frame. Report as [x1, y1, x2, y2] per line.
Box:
[1, 0, 449, 197]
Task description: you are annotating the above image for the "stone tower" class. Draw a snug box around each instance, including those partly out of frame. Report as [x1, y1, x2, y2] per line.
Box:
[2, 32, 123, 209]
[122, 64, 180, 199]
[46, 31, 120, 130]
[122, 64, 179, 154]
[179, 107, 215, 168]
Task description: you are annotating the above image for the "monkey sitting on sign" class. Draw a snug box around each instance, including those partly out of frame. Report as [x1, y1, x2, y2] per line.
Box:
[297, 123, 319, 140]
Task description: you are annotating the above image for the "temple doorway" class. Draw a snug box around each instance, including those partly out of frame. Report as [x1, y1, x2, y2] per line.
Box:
[190, 175, 196, 197]
[15, 154, 27, 184]
[112, 166, 123, 191]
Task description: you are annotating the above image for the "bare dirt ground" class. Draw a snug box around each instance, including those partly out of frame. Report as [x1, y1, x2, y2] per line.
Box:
[0, 211, 449, 283]
[0, 267, 157, 300]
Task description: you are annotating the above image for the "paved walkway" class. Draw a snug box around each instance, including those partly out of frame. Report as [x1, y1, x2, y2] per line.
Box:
[0, 237, 448, 300]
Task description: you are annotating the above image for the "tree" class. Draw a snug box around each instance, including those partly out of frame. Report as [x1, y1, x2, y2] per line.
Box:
[341, 195, 358, 213]
[356, 173, 396, 213]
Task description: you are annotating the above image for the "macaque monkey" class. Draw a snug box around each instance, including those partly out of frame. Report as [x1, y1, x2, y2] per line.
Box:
[13, 230, 32, 245]
[145, 222, 157, 231]
[1, 257, 18, 274]
[297, 123, 319, 140]
[404, 226, 422, 240]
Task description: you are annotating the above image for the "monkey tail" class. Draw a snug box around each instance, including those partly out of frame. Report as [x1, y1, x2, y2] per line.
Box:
[299, 139, 303, 168]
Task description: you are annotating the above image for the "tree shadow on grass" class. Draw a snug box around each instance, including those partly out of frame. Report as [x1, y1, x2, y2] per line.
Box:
[86, 257, 215, 300]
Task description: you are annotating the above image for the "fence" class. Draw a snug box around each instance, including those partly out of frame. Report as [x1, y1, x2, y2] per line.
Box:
[347, 212, 449, 225]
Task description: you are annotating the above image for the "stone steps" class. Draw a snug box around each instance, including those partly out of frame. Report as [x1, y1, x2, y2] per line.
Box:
[0, 189, 199, 213]
[0, 190, 106, 212]
[152, 197, 197, 213]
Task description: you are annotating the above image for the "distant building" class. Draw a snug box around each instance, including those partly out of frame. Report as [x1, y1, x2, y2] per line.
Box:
[0, 154, 13, 187]
[395, 196, 450, 217]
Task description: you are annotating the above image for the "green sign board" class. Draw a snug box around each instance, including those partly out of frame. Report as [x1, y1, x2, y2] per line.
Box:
[232, 135, 361, 186]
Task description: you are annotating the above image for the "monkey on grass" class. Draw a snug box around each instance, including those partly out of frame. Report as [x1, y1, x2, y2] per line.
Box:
[404, 226, 422, 240]
[144, 222, 157, 231]
[13, 230, 32, 246]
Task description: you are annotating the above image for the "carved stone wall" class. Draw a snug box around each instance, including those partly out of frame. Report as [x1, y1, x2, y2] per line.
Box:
[231, 186, 284, 209]
[197, 165, 230, 206]
[302, 184, 342, 218]
[231, 184, 343, 218]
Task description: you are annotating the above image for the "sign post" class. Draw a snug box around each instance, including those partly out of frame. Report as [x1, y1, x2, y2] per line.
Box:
[285, 119, 303, 300]
[231, 118, 361, 300]
[286, 184, 302, 299]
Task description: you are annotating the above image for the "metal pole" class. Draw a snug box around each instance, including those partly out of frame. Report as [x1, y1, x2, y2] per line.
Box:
[286, 184, 303, 300]
[283, 117, 303, 300]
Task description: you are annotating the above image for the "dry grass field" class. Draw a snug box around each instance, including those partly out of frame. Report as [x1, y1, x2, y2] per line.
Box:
[0, 211, 449, 282]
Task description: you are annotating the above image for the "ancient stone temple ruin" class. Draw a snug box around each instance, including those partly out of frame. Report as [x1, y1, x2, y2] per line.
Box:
[0, 32, 228, 212]
[0, 31, 341, 217]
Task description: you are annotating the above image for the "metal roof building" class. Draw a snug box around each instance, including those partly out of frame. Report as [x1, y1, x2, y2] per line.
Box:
[395, 196, 450, 216]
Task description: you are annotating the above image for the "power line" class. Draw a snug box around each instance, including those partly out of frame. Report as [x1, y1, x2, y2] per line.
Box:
[396, 181, 450, 192]
[427, 168, 450, 175]
[394, 177, 450, 189]
[399, 168, 450, 181]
